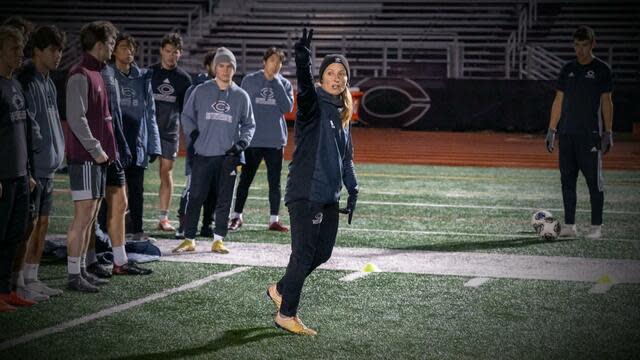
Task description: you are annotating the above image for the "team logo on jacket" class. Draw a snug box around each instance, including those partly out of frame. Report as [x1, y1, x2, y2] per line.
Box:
[10, 93, 26, 122]
[207, 100, 232, 122]
[256, 87, 276, 105]
[121, 87, 138, 107]
[154, 79, 177, 103]
[312, 212, 323, 225]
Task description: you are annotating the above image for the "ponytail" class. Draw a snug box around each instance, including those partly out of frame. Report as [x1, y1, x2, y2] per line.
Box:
[340, 88, 352, 128]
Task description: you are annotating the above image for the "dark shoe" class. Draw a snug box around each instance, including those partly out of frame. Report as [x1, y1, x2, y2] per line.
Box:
[268, 221, 289, 232]
[87, 262, 113, 278]
[113, 261, 153, 276]
[81, 268, 109, 286]
[200, 225, 213, 238]
[67, 274, 99, 293]
[228, 217, 243, 231]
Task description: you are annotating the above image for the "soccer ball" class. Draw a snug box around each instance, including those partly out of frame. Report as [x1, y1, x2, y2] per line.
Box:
[531, 209, 553, 234]
[538, 217, 561, 241]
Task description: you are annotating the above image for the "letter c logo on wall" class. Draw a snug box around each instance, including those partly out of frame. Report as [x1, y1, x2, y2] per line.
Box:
[353, 78, 431, 127]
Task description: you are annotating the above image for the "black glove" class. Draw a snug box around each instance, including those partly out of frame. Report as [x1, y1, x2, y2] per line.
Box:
[295, 28, 313, 54]
[338, 193, 358, 225]
[190, 129, 200, 145]
[226, 140, 248, 156]
[601, 131, 613, 154]
[545, 128, 556, 153]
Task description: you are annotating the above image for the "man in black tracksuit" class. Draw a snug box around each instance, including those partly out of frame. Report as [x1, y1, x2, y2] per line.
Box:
[545, 26, 613, 240]
[266, 29, 359, 336]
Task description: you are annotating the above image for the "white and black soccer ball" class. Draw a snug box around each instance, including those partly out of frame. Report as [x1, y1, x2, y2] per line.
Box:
[538, 217, 561, 241]
[531, 209, 553, 234]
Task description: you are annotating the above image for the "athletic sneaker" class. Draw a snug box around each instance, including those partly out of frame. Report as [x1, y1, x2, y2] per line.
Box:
[87, 262, 113, 278]
[228, 217, 243, 231]
[113, 261, 153, 275]
[0, 291, 36, 307]
[274, 313, 317, 336]
[266, 284, 282, 311]
[172, 239, 196, 253]
[559, 224, 577, 237]
[268, 221, 289, 232]
[81, 269, 109, 286]
[67, 274, 99, 293]
[24, 280, 63, 296]
[0, 298, 16, 312]
[211, 239, 229, 254]
[586, 225, 602, 240]
[17, 285, 49, 302]
[157, 219, 176, 232]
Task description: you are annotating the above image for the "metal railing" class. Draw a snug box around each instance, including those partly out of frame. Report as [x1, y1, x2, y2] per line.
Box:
[519, 44, 564, 80]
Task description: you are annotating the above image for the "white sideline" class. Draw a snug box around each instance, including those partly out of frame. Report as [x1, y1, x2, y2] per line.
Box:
[0, 267, 250, 351]
[340, 272, 373, 282]
[464, 277, 493, 288]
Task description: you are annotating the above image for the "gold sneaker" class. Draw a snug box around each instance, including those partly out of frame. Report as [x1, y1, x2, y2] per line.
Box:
[275, 313, 317, 336]
[172, 239, 196, 253]
[211, 239, 229, 254]
[266, 284, 282, 311]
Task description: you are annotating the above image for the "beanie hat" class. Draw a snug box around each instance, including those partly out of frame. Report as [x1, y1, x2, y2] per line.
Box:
[213, 47, 236, 71]
[318, 54, 350, 81]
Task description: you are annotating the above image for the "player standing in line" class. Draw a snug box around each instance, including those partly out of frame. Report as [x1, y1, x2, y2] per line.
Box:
[150, 33, 192, 233]
[229, 46, 293, 232]
[174, 47, 255, 254]
[64, 21, 118, 292]
[16, 25, 67, 299]
[545, 26, 613, 240]
[0, 25, 38, 311]
[266, 29, 359, 336]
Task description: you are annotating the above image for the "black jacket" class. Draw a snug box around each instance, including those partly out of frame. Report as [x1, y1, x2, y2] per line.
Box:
[284, 46, 358, 205]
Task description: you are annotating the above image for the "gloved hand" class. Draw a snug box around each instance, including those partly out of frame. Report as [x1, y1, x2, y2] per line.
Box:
[338, 192, 358, 225]
[601, 131, 613, 154]
[226, 140, 248, 156]
[190, 129, 200, 144]
[545, 128, 556, 153]
[295, 28, 313, 54]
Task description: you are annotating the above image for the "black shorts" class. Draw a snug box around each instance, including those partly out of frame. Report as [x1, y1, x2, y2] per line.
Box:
[34, 177, 54, 216]
[160, 139, 179, 161]
[106, 160, 126, 187]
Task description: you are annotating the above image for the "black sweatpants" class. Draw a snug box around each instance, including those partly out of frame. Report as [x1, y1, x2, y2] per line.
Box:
[184, 154, 238, 239]
[559, 133, 604, 225]
[178, 176, 218, 231]
[0, 176, 30, 294]
[234, 147, 284, 216]
[125, 165, 145, 234]
[277, 200, 339, 317]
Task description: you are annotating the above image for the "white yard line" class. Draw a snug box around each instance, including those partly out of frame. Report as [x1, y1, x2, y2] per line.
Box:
[339, 272, 374, 282]
[0, 267, 250, 351]
[464, 277, 493, 288]
[154, 240, 640, 284]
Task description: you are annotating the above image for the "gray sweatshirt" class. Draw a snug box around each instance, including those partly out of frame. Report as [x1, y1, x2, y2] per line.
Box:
[181, 79, 255, 157]
[240, 70, 293, 148]
[22, 69, 65, 178]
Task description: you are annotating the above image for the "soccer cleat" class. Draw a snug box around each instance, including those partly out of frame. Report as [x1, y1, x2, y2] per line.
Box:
[211, 239, 229, 254]
[0, 298, 16, 312]
[81, 269, 109, 286]
[266, 284, 282, 311]
[25, 280, 63, 297]
[113, 261, 153, 276]
[0, 291, 37, 307]
[87, 262, 113, 278]
[157, 219, 176, 232]
[274, 313, 317, 336]
[586, 225, 602, 240]
[67, 274, 99, 293]
[268, 221, 289, 232]
[228, 217, 243, 231]
[559, 224, 577, 237]
[17, 285, 49, 302]
[172, 239, 196, 253]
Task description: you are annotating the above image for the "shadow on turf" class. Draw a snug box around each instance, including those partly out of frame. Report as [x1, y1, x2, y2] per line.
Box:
[395, 236, 578, 252]
[111, 326, 287, 359]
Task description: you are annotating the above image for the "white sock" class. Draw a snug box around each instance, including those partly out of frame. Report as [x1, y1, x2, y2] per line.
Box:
[80, 255, 86, 270]
[269, 215, 279, 224]
[159, 210, 168, 221]
[86, 249, 98, 266]
[213, 234, 224, 242]
[113, 245, 128, 267]
[17, 271, 25, 287]
[231, 212, 242, 220]
[24, 263, 39, 282]
[68, 257, 81, 275]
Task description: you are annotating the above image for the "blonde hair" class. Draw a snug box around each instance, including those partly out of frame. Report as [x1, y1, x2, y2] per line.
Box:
[0, 25, 25, 49]
[340, 87, 353, 128]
